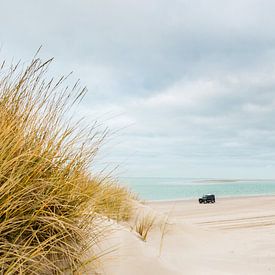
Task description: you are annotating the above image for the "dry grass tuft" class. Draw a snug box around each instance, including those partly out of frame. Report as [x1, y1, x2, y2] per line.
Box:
[134, 213, 156, 241]
[92, 181, 134, 222]
[158, 214, 170, 257]
[0, 55, 133, 274]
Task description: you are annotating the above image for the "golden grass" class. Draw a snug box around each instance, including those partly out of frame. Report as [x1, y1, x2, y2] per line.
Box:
[0, 55, 133, 274]
[92, 181, 134, 222]
[134, 213, 156, 241]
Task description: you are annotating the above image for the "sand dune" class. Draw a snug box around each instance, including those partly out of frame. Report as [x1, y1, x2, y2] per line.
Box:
[98, 196, 275, 274]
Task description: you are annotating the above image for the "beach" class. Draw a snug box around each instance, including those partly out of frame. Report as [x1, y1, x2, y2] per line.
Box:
[99, 195, 275, 274]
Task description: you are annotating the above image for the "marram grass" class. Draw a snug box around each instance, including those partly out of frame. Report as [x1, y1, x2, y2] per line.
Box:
[134, 213, 156, 241]
[0, 57, 133, 274]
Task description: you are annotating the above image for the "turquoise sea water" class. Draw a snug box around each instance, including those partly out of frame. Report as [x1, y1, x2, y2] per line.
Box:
[120, 177, 275, 201]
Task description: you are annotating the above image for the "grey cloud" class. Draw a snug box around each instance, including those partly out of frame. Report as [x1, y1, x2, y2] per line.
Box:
[1, 0, 275, 178]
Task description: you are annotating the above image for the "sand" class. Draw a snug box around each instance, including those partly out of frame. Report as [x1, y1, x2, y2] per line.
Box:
[97, 196, 275, 275]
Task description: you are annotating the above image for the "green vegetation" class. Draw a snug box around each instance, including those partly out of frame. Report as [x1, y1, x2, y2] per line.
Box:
[0, 56, 133, 274]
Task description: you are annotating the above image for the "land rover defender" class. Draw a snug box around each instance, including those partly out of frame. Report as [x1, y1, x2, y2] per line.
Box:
[198, 194, 215, 204]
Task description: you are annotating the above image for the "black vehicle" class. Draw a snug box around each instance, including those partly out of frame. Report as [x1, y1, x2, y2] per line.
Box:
[198, 194, 215, 204]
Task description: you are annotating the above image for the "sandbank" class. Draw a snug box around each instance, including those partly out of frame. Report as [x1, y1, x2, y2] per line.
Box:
[98, 195, 275, 274]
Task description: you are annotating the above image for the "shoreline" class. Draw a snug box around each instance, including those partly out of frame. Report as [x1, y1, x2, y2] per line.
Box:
[147, 193, 275, 203]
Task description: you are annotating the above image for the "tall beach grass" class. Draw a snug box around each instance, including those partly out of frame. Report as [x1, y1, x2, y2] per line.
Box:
[0, 56, 133, 274]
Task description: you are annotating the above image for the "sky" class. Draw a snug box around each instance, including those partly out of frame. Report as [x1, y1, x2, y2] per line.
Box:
[1, 0, 275, 179]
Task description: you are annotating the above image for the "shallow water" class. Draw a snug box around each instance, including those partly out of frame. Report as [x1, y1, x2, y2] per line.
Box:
[120, 177, 275, 200]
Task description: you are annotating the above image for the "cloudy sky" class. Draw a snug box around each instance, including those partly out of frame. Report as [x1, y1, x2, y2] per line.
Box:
[1, 0, 275, 179]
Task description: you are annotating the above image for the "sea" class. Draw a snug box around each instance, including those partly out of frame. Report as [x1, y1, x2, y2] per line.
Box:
[120, 177, 275, 201]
